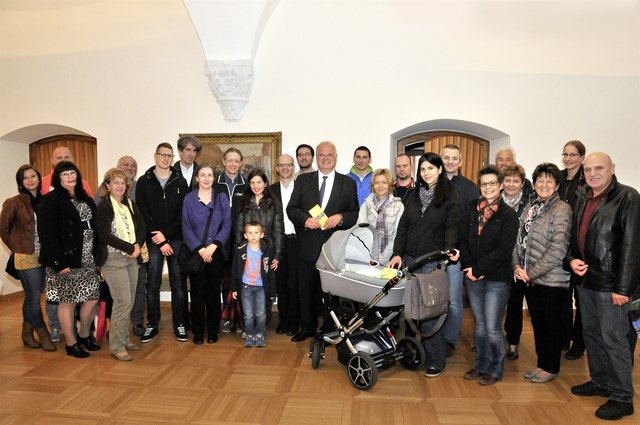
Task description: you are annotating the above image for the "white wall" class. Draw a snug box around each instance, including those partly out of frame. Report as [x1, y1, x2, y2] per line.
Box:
[1, 0, 639, 294]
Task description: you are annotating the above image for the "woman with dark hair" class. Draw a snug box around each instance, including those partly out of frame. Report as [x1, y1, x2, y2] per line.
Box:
[460, 165, 519, 385]
[0, 165, 55, 351]
[182, 164, 231, 344]
[38, 161, 100, 358]
[500, 164, 529, 361]
[513, 162, 572, 383]
[234, 169, 284, 336]
[235, 169, 284, 268]
[96, 168, 146, 360]
[558, 139, 587, 360]
[388, 152, 460, 378]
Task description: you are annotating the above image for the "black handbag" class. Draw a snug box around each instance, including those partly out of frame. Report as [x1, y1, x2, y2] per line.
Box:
[5, 252, 19, 279]
[178, 208, 214, 274]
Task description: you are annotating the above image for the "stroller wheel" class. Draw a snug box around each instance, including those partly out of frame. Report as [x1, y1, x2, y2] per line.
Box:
[347, 352, 378, 390]
[397, 337, 425, 370]
[311, 339, 324, 369]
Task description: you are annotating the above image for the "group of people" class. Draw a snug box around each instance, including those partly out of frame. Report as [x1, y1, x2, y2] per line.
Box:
[1, 138, 638, 421]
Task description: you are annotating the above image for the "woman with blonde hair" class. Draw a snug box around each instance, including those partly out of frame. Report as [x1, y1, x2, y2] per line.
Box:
[357, 168, 404, 264]
[96, 168, 146, 361]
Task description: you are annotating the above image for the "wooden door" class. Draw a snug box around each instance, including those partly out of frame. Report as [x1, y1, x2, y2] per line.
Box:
[29, 135, 98, 193]
[398, 131, 489, 183]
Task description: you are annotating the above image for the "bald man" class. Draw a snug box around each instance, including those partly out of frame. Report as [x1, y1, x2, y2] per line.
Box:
[270, 154, 299, 335]
[41, 146, 94, 196]
[117, 155, 138, 200]
[567, 152, 639, 420]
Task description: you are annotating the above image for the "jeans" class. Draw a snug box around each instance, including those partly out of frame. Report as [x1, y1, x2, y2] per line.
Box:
[146, 240, 186, 328]
[17, 266, 46, 328]
[241, 284, 266, 337]
[46, 301, 60, 330]
[466, 278, 511, 379]
[406, 256, 448, 371]
[102, 253, 138, 354]
[525, 284, 566, 374]
[130, 261, 147, 326]
[577, 286, 634, 402]
[443, 262, 464, 347]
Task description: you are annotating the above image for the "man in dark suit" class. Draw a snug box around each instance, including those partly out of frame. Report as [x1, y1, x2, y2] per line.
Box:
[175, 135, 201, 191]
[270, 154, 299, 336]
[287, 141, 359, 342]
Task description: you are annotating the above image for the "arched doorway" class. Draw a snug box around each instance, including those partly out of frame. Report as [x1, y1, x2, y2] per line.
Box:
[30, 134, 98, 192]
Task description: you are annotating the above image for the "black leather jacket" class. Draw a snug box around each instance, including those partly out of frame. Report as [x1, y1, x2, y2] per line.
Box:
[234, 195, 284, 262]
[566, 176, 640, 296]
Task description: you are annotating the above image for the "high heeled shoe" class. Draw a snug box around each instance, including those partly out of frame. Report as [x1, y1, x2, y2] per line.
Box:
[65, 343, 89, 358]
[77, 335, 101, 351]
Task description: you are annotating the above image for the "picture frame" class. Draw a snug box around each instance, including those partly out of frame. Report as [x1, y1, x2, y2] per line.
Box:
[181, 132, 282, 183]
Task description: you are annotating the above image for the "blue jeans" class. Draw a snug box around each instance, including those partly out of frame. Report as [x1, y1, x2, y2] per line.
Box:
[466, 279, 510, 379]
[17, 266, 46, 328]
[443, 262, 464, 347]
[577, 286, 634, 402]
[241, 284, 266, 337]
[146, 240, 186, 328]
[406, 256, 448, 371]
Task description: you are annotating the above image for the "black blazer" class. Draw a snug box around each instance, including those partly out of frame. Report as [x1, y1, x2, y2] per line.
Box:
[38, 189, 97, 272]
[286, 171, 359, 261]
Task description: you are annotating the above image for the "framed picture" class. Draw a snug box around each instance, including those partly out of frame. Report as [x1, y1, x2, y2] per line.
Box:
[181, 132, 282, 183]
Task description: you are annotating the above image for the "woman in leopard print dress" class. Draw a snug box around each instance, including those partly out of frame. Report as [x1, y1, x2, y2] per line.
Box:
[39, 161, 100, 358]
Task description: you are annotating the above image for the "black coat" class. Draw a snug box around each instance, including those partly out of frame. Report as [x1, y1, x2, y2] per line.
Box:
[459, 198, 519, 282]
[286, 171, 359, 262]
[135, 166, 188, 243]
[392, 188, 460, 260]
[38, 189, 97, 272]
[235, 195, 284, 262]
[566, 177, 640, 296]
[95, 197, 147, 267]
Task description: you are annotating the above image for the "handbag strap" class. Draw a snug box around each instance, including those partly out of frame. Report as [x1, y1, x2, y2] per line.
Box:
[405, 313, 448, 340]
[201, 208, 215, 245]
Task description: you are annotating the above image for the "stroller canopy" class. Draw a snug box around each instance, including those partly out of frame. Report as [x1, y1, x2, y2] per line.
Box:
[317, 225, 374, 272]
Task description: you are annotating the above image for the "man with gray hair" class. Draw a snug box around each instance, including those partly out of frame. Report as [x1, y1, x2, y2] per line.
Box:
[494, 147, 533, 197]
[175, 135, 202, 191]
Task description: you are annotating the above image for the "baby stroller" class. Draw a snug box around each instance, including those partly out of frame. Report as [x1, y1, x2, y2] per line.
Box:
[311, 224, 451, 390]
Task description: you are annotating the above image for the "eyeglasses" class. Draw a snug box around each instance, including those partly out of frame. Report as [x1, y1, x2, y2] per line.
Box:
[480, 180, 500, 188]
[317, 153, 336, 159]
[277, 163, 294, 167]
[155, 152, 174, 159]
[561, 153, 580, 158]
[60, 171, 77, 179]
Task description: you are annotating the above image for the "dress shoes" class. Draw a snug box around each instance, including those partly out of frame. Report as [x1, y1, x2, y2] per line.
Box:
[565, 343, 584, 360]
[463, 368, 483, 380]
[523, 368, 542, 380]
[65, 343, 89, 358]
[478, 375, 498, 386]
[275, 323, 287, 335]
[77, 335, 100, 351]
[571, 381, 610, 397]
[531, 372, 557, 383]
[193, 336, 204, 345]
[207, 334, 218, 344]
[595, 399, 634, 420]
[291, 330, 314, 342]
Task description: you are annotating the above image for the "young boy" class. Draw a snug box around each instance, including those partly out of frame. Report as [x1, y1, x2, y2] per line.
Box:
[231, 221, 277, 347]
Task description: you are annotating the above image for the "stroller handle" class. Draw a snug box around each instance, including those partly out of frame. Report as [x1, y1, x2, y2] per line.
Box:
[402, 250, 454, 275]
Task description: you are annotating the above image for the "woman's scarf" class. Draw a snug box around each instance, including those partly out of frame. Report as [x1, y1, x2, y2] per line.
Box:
[477, 196, 500, 235]
[501, 190, 523, 211]
[374, 195, 390, 255]
[516, 198, 545, 267]
[110, 196, 135, 244]
[418, 185, 435, 213]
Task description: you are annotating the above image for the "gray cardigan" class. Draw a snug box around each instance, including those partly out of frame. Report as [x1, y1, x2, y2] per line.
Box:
[512, 193, 572, 288]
